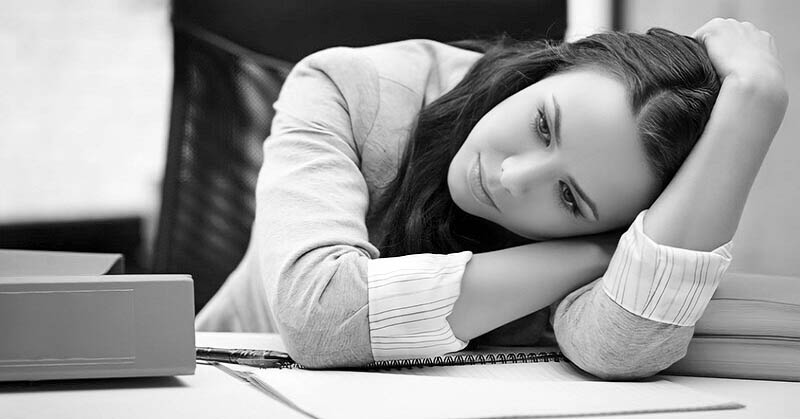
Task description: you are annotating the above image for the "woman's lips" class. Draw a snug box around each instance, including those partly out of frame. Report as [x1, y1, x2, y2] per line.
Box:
[469, 154, 498, 210]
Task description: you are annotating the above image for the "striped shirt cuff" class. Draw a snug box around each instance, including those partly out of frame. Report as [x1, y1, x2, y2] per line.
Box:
[602, 210, 733, 327]
[367, 251, 472, 361]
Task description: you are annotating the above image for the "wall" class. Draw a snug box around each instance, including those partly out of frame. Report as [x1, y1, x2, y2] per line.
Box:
[624, 0, 800, 276]
[0, 0, 171, 266]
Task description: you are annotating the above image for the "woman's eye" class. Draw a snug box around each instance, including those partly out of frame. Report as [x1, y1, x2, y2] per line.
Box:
[535, 108, 551, 145]
[560, 182, 579, 216]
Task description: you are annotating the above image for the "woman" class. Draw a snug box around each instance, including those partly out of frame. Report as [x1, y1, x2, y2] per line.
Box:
[196, 18, 788, 379]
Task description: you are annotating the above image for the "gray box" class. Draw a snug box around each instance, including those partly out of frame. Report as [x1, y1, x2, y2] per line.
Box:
[0, 250, 195, 381]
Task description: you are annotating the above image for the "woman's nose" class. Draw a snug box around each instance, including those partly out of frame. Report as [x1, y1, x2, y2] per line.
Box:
[500, 152, 557, 197]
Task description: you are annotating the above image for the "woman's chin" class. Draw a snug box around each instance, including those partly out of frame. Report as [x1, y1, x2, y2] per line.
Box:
[515, 231, 547, 242]
[501, 224, 551, 242]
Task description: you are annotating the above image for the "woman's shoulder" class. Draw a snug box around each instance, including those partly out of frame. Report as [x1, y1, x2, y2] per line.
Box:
[356, 39, 483, 100]
[297, 39, 482, 103]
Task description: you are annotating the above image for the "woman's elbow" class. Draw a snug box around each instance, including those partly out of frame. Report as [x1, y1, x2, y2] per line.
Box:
[573, 353, 674, 381]
[564, 335, 691, 381]
[271, 302, 335, 368]
[273, 307, 325, 368]
[271, 297, 372, 369]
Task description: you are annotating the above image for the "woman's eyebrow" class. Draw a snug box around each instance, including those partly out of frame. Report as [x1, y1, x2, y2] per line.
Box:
[552, 94, 599, 222]
[551, 93, 562, 147]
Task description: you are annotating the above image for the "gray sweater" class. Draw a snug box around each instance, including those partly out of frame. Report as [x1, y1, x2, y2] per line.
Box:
[196, 39, 732, 379]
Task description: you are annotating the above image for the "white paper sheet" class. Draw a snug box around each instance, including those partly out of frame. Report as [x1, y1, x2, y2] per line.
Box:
[250, 367, 744, 419]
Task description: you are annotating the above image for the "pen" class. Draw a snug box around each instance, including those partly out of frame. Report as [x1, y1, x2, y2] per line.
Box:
[195, 346, 295, 368]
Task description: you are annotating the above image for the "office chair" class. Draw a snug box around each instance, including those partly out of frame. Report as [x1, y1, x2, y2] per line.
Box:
[153, 0, 567, 314]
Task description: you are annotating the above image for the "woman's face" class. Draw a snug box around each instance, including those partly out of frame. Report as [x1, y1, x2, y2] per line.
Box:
[448, 68, 660, 240]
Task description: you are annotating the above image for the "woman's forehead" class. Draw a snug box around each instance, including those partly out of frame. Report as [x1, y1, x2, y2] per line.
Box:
[548, 68, 633, 117]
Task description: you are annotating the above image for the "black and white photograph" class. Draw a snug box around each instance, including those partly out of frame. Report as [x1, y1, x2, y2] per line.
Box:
[1, 0, 798, 417]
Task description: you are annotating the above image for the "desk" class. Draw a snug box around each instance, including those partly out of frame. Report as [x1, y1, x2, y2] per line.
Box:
[1, 333, 797, 419]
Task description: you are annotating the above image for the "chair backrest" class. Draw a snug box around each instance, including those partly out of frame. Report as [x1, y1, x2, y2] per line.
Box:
[154, 0, 567, 313]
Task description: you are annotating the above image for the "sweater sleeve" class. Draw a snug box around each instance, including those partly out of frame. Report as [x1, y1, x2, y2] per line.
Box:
[255, 47, 469, 368]
[550, 209, 733, 380]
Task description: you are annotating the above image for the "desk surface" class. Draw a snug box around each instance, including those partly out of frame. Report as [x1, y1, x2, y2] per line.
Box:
[0, 332, 797, 419]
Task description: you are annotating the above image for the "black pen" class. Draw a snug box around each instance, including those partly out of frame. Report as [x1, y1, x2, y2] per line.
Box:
[196, 346, 295, 368]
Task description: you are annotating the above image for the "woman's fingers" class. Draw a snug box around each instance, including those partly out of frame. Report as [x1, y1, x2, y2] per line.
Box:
[691, 17, 783, 84]
[692, 16, 727, 40]
[762, 30, 779, 55]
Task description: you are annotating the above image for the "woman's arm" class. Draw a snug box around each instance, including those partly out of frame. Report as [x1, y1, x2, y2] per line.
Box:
[645, 18, 788, 250]
[449, 232, 618, 341]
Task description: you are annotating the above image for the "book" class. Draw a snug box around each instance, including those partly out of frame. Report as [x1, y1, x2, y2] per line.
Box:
[664, 272, 800, 381]
[694, 272, 800, 338]
[237, 347, 743, 419]
[664, 335, 800, 381]
[696, 299, 800, 338]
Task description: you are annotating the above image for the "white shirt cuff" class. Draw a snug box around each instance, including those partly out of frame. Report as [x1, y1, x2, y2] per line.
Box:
[367, 251, 472, 361]
[602, 210, 733, 327]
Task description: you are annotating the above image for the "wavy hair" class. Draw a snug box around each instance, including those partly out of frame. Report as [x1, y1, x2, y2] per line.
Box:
[376, 28, 721, 257]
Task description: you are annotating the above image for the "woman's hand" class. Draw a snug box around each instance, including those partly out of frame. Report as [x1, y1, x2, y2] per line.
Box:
[693, 18, 786, 95]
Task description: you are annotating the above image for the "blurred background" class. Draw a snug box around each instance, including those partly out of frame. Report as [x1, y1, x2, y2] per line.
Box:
[0, 0, 170, 272]
[1, 0, 798, 301]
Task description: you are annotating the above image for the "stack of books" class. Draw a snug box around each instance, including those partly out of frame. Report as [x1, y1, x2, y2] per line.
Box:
[664, 272, 800, 381]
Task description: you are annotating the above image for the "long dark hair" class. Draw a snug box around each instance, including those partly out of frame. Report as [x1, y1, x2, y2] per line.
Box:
[375, 28, 720, 257]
